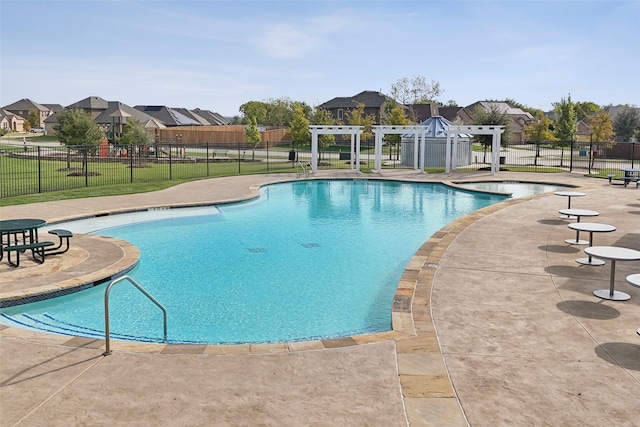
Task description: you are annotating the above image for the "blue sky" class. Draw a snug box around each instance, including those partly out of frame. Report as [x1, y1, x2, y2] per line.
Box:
[1, 0, 638, 117]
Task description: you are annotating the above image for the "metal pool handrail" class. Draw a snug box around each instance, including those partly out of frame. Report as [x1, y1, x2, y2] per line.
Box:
[103, 275, 168, 356]
[296, 160, 309, 178]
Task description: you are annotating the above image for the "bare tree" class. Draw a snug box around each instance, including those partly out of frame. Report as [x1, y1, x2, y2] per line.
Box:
[390, 75, 443, 104]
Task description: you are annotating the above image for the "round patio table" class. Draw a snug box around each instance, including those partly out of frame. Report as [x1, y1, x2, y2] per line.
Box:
[558, 209, 599, 245]
[626, 274, 640, 335]
[568, 223, 616, 265]
[0, 218, 47, 261]
[585, 246, 640, 301]
[555, 191, 586, 218]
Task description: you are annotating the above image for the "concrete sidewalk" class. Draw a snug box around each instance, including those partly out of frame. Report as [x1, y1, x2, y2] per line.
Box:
[1, 171, 639, 426]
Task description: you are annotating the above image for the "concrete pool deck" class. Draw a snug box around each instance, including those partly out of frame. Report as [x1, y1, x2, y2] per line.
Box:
[1, 170, 639, 426]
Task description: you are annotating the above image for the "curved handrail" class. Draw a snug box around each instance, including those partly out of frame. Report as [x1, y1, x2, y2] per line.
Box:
[296, 160, 309, 178]
[104, 275, 168, 355]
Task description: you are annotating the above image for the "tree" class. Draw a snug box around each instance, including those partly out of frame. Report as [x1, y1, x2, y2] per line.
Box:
[471, 105, 510, 163]
[552, 94, 577, 143]
[239, 98, 311, 127]
[345, 103, 376, 141]
[289, 105, 310, 148]
[586, 111, 614, 169]
[524, 111, 557, 142]
[239, 101, 267, 125]
[552, 94, 578, 167]
[120, 118, 153, 163]
[524, 111, 557, 166]
[589, 111, 615, 147]
[389, 75, 443, 104]
[54, 109, 102, 148]
[311, 107, 335, 150]
[27, 109, 40, 130]
[613, 105, 640, 142]
[244, 117, 261, 161]
[381, 101, 410, 160]
[53, 108, 103, 171]
[574, 101, 600, 122]
[121, 118, 153, 146]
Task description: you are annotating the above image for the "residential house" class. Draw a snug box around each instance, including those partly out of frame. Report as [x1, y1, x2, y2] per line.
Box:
[0, 109, 26, 132]
[465, 101, 535, 143]
[172, 108, 210, 126]
[44, 96, 111, 133]
[66, 96, 110, 118]
[94, 102, 156, 137]
[192, 108, 231, 125]
[134, 105, 202, 127]
[408, 103, 473, 125]
[576, 119, 592, 143]
[2, 98, 52, 127]
[44, 97, 156, 137]
[42, 103, 64, 114]
[317, 90, 400, 124]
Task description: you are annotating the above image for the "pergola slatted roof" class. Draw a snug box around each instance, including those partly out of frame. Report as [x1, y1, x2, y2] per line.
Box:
[307, 124, 505, 175]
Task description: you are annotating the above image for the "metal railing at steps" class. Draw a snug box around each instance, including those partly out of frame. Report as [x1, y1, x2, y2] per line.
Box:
[296, 160, 309, 178]
[103, 275, 168, 356]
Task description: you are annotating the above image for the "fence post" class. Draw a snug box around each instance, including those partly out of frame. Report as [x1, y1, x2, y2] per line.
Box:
[266, 141, 269, 172]
[37, 146, 42, 194]
[237, 142, 241, 175]
[169, 143, 173, 180]
[84, 146, 89, 187]
[569, 141, 574, 173]
[632, 142, 637, 169]
[206, 141, 210, 176]
[130, 144, 134, 183]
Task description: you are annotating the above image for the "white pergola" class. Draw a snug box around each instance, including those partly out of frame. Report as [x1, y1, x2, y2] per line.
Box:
[372, 125, 429, 173]
[309, 126, 363, 173]
[444, 125, 505, 174]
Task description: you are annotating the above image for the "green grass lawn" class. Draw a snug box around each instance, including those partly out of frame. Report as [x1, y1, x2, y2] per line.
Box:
[0, 147, 372, 206]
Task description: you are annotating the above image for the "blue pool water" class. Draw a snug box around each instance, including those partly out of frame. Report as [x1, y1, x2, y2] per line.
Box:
[457, 181, 568, 199]
[2, 180, 516, 344]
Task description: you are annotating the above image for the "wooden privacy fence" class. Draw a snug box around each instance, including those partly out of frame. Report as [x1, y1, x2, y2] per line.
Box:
[157, 126, 290, 147]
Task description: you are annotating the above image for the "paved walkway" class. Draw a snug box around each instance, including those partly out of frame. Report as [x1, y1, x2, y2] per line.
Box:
[1, 171, 639, 426]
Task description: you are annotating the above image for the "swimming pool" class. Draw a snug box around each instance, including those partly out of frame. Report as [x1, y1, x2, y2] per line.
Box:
[456, 181, 569, 198]
[1, 180, 518, 344]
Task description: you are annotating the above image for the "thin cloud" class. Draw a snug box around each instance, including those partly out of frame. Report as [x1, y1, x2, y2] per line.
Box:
[256, 23, 321, 58]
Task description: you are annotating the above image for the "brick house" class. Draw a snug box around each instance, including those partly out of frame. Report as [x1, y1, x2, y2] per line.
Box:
[317, 90, 401, 124]
[465, 101, 535, 143]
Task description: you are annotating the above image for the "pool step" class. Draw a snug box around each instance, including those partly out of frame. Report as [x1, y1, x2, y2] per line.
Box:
[0, 313, 158, 343]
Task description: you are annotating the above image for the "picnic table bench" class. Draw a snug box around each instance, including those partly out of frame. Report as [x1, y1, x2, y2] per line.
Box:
[46, 229, 74, 255]
[3, 241, 55, 267]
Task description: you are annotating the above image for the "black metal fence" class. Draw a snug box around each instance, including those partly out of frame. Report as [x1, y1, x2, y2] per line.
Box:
[1, 140, 638, 198]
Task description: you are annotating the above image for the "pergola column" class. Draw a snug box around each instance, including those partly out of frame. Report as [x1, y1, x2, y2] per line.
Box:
[413, 132, 419, 169]
[355, 133, 361, 170]
[419, 131, 426, 173]
[350, 134, 355, 170]
[445, 133, 452, 173]
[452, 134, 459, 171]
[311, 128, 319, 174]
